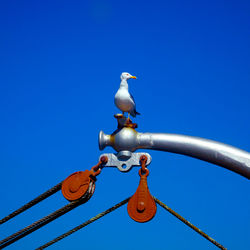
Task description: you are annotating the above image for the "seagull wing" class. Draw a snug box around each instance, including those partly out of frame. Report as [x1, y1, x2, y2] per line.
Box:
[129, 93, 136, 105]
[129, 92, 140, 117]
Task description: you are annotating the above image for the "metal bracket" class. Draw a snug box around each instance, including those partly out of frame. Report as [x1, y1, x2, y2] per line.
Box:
[99, 152, 152, 172]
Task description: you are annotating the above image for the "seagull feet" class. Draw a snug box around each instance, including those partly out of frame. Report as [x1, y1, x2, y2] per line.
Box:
[114, 114, 138, 129]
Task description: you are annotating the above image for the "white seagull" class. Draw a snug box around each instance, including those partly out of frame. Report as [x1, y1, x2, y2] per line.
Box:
[114, 72, 140, 118]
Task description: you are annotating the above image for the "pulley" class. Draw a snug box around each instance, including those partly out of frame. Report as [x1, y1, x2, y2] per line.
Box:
[62, 170, 96, 201]
[61, 156, 107, 201]
[127, 155, 157, 223]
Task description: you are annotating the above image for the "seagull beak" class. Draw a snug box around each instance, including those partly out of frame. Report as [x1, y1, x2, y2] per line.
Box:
[130, 76, 137, 79]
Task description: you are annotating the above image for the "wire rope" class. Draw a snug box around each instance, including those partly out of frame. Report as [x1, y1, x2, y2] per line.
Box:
[154, 197, 227, 250]
[0, 182, 62, 225]
[0, 183, 94, 249]
[36, 197, 130, 249]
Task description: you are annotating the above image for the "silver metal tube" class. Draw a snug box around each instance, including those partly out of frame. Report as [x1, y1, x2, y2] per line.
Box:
[137, 133, 250, 179]
[99, 130, 250, 179]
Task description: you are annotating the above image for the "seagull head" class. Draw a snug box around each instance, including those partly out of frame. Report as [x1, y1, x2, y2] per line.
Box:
[120, 72, 137, 81]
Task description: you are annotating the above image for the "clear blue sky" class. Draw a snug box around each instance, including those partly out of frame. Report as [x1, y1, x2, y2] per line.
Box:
[0, 0, 249, 249]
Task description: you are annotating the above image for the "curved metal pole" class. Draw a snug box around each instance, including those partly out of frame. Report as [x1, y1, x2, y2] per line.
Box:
[138, 133, 250, 179]
[99, 129, 250, 179]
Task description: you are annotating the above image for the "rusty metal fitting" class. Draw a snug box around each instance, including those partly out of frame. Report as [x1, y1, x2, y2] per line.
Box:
[140, 155, 148, 163]
[139, 168, 149, 177]
[92, 156, 108, 173]
[100, 156, 108, 164]
[62, 171, 94, 201]
[127, 164, 156, 223]
[90, 166, 101, 177]
[140, 155, 148, 173]
[114, 114, 138, 129]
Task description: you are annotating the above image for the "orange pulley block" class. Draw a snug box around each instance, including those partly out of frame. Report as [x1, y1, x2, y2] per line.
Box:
[61, 156, 107, 201]
[127, 156, 157, 223]
[61, 170, 97, 201]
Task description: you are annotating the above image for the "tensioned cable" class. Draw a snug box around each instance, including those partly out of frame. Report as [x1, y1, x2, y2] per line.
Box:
[36, 196, 226, 250]
[0, 192, 227, 250]
[154, 197, 227, 250]
[36, 197, 130, 249]
[0, 182, 62, 225]
[0, 185, 93, 249]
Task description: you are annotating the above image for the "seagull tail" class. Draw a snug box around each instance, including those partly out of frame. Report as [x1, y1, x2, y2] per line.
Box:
[131, 110, 141, 117]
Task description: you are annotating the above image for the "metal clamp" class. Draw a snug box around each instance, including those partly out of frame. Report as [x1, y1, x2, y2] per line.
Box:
[99, 152, 152, 172]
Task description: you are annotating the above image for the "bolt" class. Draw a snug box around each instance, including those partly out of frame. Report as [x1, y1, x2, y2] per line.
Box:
[140, 155, 148, 162]
[100, 156, 108, 164]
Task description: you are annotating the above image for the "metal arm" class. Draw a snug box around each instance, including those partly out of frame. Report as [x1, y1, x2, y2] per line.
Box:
[99, 127, 250, 179]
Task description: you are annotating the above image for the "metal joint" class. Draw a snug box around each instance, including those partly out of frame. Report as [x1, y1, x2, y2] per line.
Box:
[99, 152, 152, 172]
[99, 127, 250, 179]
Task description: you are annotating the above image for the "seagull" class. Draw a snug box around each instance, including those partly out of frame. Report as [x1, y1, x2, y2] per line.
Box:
[114, 72, 140, 118]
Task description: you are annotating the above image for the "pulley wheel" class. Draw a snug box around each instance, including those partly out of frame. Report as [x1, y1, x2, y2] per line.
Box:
[62, 171, 93, 201]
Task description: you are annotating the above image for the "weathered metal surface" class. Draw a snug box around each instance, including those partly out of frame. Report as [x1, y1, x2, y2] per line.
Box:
[61, 170, 95, 201]
[127, 157, 156, 223]
[99, 128, 250, 179]
[99, 152, 152, 172]
[61, 157, 107, 201]
[114, 114, 138, 129]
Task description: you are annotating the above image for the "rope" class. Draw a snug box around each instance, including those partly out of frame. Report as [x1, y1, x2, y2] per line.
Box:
[153, 197, 227, 250]
[0, 185, 93, 249]
[0, 182, 62, 225]
[36, 197, 130, 249]
[0, 180, 227, 250]
[0, 157, 107, 226]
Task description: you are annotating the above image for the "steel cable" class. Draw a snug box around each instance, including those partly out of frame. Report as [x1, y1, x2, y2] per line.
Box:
[0, 184, 94, 249]
[36, 197, 130, 249]
[0, 182, 62, 225]
[154, 197, 227, 250]
[0, 187, 227, 250]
